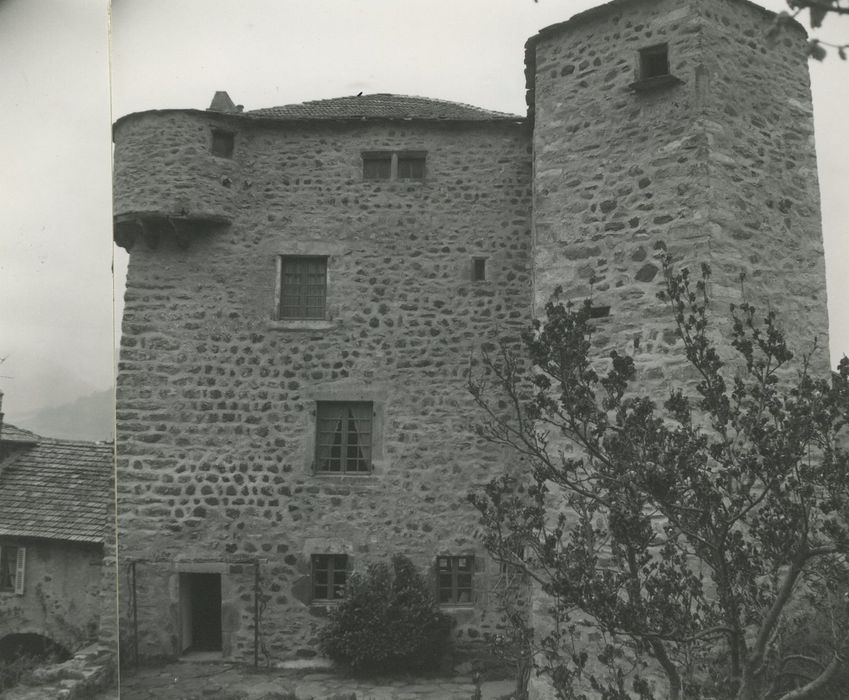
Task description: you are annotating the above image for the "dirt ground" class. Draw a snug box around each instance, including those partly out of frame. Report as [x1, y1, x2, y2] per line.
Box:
[117, 660, 518, 700]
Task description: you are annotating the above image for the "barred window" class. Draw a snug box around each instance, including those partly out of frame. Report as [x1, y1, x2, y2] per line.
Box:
[437, 555, 474, 605]
[312, 554, 348, 601]
[499, 543, 525, 575]
[362, 153, 392, 180]
[397, 154, 426, 180]
[278, 256, 327, 320]
[316, 402, 373, 474]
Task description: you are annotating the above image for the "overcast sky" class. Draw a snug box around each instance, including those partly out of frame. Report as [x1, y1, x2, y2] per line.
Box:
[0, 0, 846, 419]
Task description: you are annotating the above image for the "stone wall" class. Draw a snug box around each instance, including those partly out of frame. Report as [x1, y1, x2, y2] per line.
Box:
[0, 539, 104, 654]
[697, 0, 829, 366]
[115, 115, 533, 661]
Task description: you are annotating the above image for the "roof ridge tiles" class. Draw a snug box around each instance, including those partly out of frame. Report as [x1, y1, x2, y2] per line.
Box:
[246, 92, 523, 121]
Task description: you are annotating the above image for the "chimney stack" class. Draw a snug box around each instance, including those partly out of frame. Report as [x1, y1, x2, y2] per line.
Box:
[208, 91, 241, 113]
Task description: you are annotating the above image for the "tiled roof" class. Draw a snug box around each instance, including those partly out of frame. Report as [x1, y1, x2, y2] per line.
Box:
[248, 94, 521, 121]
[0, 436, 113, 544]
[1, 424, 39, 444]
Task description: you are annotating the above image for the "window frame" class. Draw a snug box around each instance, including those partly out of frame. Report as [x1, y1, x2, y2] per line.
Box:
[314, 401, 374, 475]
[361, 151, 427, 181]
[276, 255, 328, 321]
[362, 152, 393, 180]
[638, 44, 670, 80]
[499, 543, 525, 575]
[210, 128, 235, 158]
[311, 554, 349, 602]
[630, 43, 682, 92]
[436, 555, 474, 606]
[396, 152, 426, 180]
[472, 257, 487, 282]
[0, 544, 25, 595]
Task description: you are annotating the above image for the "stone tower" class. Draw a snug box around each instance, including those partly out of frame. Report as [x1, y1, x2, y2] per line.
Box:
[527, 0, 828, 372]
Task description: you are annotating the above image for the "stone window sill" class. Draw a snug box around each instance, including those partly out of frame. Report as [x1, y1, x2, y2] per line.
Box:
[312, 472, 377, 480]
[629, 74, 684, 93]
[269, 319, 336, 331]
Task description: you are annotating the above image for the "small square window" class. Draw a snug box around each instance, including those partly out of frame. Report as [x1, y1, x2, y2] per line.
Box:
[316, 402, 373, 474]
[278, 256, 327, 320]
[472, 258, 487, 282]
[211, 129, 235, 158]
[639, 44, 670, 80]
[437, 555, 474, 605]
[312, 554, 348, 601]
[397, 154, 426, 180]
[363, 153, 392, 180]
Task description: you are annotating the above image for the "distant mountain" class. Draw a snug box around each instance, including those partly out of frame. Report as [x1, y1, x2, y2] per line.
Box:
[12, 388, 114, 442]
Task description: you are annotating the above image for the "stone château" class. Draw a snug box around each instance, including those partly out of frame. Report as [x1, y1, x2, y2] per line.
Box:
[112, 0, 829, 664]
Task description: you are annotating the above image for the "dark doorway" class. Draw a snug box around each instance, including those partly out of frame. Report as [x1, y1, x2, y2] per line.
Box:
[0, 633, 70, 663]
[179, 573, 222, 653]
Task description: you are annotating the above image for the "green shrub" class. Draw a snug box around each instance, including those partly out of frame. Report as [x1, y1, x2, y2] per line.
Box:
[319, 554, 451, 672]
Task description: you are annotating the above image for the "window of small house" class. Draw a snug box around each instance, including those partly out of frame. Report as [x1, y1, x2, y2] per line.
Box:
[0, 545, 25, 594]
[312, 554, 348, 601]
[315, 402, 373, 474]
[362, 153, 392, 180]
[397, 154, 426, 180]
[639, 44, 670, 80]
[472, 257, 487, 282]
[211, 129, 235, 158]
[437, 555, 474, 605]
[278, 256, 327, 320]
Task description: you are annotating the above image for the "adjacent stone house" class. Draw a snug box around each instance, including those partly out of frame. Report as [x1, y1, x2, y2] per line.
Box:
[113, 0, 829, 665]
[0, 398, 114, 657]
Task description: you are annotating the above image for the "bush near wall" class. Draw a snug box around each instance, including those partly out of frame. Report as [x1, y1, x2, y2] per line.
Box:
[319, 554, 452, 672]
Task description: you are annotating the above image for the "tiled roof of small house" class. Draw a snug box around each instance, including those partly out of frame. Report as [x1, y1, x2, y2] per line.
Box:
[248, 94, 521, 121]
[0, 428, 112, 544]
[0, 423, 40, 444]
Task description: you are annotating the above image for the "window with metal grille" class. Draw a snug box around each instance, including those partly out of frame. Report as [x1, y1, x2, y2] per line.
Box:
[362, 153, 392, 179]
[639, 44, 669, 79]
[499, 543, 525, 575]
[472, 257, 487, 282]
[315, 402, 373, 473]
[0, 545, 25, 594]
[312, 554, 348, 601]
[278, 256, 327, 320]
[211, 129, 235, 158]
[397, 154, 426, 179]
[437, 555, 474, 605]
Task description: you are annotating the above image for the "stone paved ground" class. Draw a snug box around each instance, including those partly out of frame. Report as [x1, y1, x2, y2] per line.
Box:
[118, 662, 518, 700]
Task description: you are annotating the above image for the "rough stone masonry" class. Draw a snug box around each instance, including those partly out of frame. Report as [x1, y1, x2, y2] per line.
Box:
[112, 0, 829, 669]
